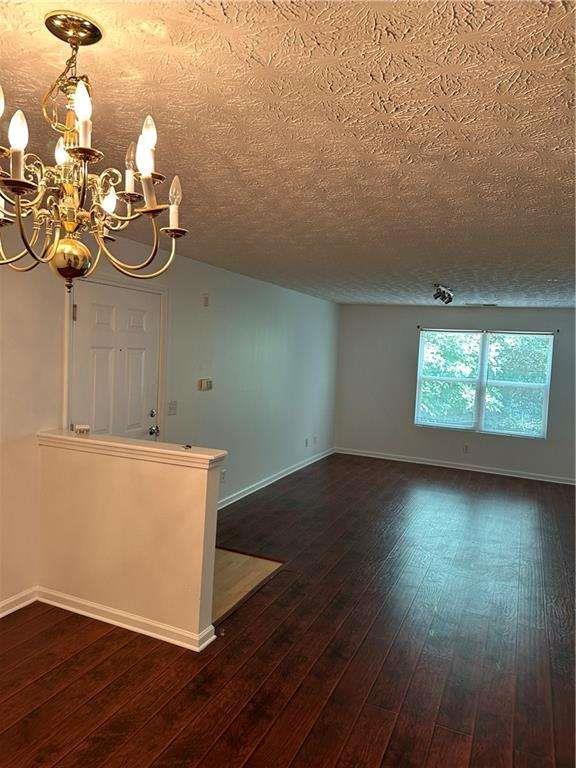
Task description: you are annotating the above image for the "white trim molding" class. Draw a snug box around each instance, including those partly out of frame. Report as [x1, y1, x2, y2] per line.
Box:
[0, 585, 216, 652]
[334, 447, 575, 485]
[0, 586, 38, 618]
[38, 429, 227, 469]
[36, 587, 216, 652]
[218, 448, 335, 510]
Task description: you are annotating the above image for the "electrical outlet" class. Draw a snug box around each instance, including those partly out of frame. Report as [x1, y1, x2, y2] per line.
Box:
[220, 469, 226, 484]
[168, 400, 177, 416]
[463, 443, 470, 454]
[197, 378, 213, 391]
[305, 437, 310, 448]
[313, 436, 318, 445]
[202, 293, 210, 308]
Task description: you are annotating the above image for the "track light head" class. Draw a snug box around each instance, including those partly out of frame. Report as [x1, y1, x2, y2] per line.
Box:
[433, 283, 454, 305]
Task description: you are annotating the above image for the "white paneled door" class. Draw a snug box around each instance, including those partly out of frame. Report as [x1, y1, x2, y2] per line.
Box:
[70, 281, 162, 440]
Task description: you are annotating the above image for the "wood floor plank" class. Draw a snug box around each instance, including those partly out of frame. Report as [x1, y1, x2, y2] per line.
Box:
[514, 751, 555, 768]
[335, 704, 397, 768]
[0, 606, 71, 655]
[0, 456, 572, 768]
[0, 602, 54, 636]
[514, 623, 555, 759]
[379, 652, 453, 768]
[437, 611, 490, 734]
[143, 549, 379, 768]
[366, 569, 450, 714]
[425, 726, 472, 768]
[377, 567, 466, 768]
[17, 638, 178, 768]
[55, 571, 303, 768]
[0, 618, 115, 702]
[0, 633, 159, 766]
[196, 545, 411, 768]
[261, 550, 429, 768]
[0, 628, 134, 734]
[94, 572, 308, 768]
[54, 557, 350, 768]
[469, 672, 516, 768]
[0, 613, 93, 675]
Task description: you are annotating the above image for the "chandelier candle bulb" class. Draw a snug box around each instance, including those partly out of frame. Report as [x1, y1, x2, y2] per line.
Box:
[74, 80, 92, 148]
[8, 110, 28, 179]
[169, 175, 182, 228]
[141, 115, 157, 172]
[0, 84, 4, 118]
[55, 137, 70, 165]
[141, 176, 156, 208]
[136, 135, 157, 207]
[125, 142, 136, 193]
[101, 186, 117, 214]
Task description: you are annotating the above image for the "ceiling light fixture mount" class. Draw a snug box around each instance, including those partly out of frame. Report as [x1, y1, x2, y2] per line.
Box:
[44, 11, 103, 47]
[0, 9, 186, 291]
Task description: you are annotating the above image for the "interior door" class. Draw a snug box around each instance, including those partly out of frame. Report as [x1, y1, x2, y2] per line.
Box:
[70, 281, 162, 440]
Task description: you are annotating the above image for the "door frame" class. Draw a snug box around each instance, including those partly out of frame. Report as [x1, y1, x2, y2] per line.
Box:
[63, 276, 169, 439]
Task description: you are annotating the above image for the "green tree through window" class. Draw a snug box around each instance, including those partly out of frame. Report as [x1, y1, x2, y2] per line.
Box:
[415, 330, 554, 438]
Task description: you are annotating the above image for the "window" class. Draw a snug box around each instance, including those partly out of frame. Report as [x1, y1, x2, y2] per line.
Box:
[414, 329, 554, 438]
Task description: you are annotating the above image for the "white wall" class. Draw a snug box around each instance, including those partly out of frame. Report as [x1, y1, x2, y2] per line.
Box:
[0, 266, 65, 602]
[163, 256, 337, 502]
[0, 238, 338, 602]
[336, 305, 575, 483]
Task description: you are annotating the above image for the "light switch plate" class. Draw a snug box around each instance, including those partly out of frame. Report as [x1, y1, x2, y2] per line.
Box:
[168, 400, 178, 416]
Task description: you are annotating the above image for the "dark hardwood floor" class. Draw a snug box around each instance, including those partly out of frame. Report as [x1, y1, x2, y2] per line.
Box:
[0, 454, 574, 767]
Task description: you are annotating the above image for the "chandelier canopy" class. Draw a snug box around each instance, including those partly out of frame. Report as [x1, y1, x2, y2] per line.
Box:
[0, 11, 186, 291]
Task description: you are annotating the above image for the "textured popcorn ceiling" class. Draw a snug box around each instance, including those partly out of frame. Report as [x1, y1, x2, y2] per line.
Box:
[0, 1, 574, 306]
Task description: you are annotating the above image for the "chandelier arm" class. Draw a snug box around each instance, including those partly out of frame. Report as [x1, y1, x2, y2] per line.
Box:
[107, 218, 134, 232]
[0, 226, 41, 264]
[14, 199, 56, 263]
[94, 216, 160, 271]
[21, 187, 47, 210]
[0, 188, 16, 209]
[7, 258, 41, 272]
[0, 198, 17, 219]
[107, 207, 142, 226]
[97, 233, 176, 280]
[0, 180, 41, 212]
[93, 202, 141, 228]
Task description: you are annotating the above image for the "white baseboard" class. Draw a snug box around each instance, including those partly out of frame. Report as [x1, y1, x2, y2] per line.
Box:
[334, 447, 575, 485]
[0, 586, 38, 618]
[0, 585, 215, 652]
[218, 448, 336, 510]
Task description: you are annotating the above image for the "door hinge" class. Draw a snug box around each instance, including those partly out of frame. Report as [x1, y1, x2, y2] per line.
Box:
[72, 303, 78, 322]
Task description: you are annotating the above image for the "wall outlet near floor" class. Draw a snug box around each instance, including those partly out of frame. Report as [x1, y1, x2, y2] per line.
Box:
[463, 443, 470, 454]
[168, 400, 178, 416]
[305, 437, 310, 448]
[313, 436, 318, 446]
[220, 469, 227, 484]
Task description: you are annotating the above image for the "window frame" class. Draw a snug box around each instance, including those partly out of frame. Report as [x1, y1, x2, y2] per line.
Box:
[414, 329, 554, 440]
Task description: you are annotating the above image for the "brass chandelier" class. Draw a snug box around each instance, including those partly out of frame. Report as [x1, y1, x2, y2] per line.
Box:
[0, 11, 186, 291]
